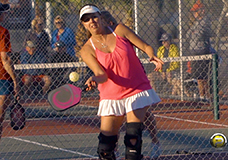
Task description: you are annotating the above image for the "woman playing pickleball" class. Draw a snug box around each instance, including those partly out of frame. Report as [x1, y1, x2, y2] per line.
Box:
[79, 4, 163, 160]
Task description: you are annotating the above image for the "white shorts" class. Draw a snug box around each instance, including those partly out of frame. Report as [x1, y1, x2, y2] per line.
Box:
[97, 89, 161, 116]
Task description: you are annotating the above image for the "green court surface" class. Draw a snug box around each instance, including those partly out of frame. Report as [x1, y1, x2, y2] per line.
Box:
[1, 127, 228, 160]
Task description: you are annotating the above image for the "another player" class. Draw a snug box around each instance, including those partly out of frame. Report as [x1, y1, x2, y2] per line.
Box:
[79, 4, 163, 160]
[0, 3, 19, 140]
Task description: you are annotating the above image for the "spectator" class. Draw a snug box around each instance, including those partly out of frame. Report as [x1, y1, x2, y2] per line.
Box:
[157, 33, 190, 96]
[51, 15, 77, 59]
[157, 27, 166, 47]
[186, 0, 212, 102]
[24, 17, 51, 61]
[0, 3, 19, 141]
[20, 40, 51, 95]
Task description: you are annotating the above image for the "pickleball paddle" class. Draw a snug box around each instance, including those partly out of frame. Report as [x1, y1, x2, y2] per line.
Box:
[48, 84, 87, 111]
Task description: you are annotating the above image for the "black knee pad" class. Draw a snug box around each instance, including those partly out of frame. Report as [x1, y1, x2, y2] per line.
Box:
[124, 122, 144, 160]
[97, 132, 118, 160]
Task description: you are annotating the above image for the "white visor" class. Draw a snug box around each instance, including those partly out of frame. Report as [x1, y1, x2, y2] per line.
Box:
[79, 5, 101, 20]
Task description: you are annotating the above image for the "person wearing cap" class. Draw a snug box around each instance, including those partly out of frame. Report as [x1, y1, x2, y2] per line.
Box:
[51, 15, 77, 58]
[186, 0, 212, 102]
[20, 40, 51, 95]
[78, 4, 163, 160]
[24, 17, 51, 60]
[157, 33, 190, 96]
[0, 3, 19, 141]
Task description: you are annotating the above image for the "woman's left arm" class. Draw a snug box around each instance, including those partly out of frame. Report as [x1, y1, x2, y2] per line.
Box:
[115, 24, 164, 71]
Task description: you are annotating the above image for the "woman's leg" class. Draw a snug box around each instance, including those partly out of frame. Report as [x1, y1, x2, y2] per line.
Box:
[197, 79, 205, 98]
[144, 107, 161, 159]
[42, 75, 51, 94]
[124, 106, 149, 160]
[198, 79, 210, 100]
[203, 80, 210, 99]
[98, 115, 124, 159]
[0, 95, 10, 141]
[22, 75, 32, 95]
[144, 109, 159, 144]
[100, 116, 124, 136]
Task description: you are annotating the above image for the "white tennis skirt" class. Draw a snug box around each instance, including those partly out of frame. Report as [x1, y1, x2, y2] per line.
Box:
[97, 89, 161, 116]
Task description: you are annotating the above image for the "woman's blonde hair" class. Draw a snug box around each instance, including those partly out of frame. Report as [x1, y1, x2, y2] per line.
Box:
[75, 23, 91, 53]
[31, 17, 44, 31]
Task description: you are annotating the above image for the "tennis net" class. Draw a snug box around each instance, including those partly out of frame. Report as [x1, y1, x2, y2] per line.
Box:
[14, 54, 219, 117]
[14, 54, 213, 70]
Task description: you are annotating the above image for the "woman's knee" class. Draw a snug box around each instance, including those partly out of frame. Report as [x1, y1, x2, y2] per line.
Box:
[100, 116, 124, 135]
[126, 106, 149, 123]
[124, 122, 144, 160]
[97, 132, 118, 160]
[23, 75, 32, 86]
[43, 75, 51, 86]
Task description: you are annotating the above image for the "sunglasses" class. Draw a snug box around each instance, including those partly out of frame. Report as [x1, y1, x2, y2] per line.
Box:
[55, 21, 63, 25]
[82, 15, 99, 22]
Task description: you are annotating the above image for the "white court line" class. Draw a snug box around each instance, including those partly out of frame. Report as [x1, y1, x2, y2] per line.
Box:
[9, 137, 97, 158]
[155, 114, 228, 128]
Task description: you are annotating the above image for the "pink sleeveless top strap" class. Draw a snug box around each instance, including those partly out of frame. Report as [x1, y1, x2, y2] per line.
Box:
[90, 27, 151, 100]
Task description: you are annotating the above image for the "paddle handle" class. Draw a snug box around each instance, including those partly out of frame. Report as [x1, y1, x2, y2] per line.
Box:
[81, 84, 96, 92]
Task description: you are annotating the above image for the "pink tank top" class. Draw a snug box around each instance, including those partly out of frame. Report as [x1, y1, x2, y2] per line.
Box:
[90, 28, 151, 100]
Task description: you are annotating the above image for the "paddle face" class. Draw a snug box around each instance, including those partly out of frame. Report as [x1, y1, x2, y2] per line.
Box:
[10, 99, 26, 130]
[48, 84, 82, 111]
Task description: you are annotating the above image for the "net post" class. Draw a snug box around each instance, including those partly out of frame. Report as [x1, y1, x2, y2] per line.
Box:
[212, 54, 219, 120]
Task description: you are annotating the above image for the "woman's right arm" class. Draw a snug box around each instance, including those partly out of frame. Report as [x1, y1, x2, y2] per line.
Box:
[80, 44, 108, 88]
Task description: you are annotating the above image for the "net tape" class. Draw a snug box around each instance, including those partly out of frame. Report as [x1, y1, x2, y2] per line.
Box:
[14, 54, 213, 70]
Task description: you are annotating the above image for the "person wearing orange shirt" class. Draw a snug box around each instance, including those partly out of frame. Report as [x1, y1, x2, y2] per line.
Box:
[0, 3, 18, 140]
[186, 0, 212, 102]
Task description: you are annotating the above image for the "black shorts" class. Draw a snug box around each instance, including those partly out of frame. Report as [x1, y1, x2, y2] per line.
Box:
[191, 59, 212, 80]
[190, 50, 212, 80]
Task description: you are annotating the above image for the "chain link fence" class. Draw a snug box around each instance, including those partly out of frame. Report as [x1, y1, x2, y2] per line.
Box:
[0, 0, 228, 159]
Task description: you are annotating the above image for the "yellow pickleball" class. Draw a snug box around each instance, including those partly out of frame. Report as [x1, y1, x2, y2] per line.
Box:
[69, 72, 79, 82]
